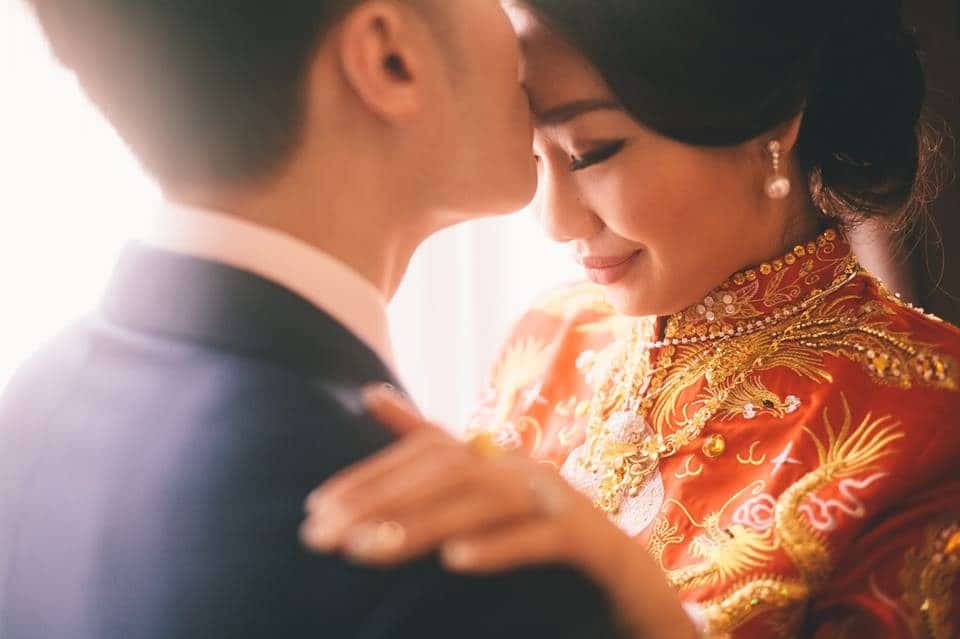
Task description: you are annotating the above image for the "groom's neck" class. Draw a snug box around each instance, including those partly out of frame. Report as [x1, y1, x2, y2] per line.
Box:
[168, 146, 433, 301]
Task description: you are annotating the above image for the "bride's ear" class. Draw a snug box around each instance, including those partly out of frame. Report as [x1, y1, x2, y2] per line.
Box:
[332, 1, 428, 122]
[776, 110, 806, 154]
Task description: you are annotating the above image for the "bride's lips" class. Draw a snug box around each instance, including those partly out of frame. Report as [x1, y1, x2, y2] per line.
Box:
[578, 251, 641, 285]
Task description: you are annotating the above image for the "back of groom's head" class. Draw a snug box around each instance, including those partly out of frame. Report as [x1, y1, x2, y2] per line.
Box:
[28, 0, 537, 220]
[27, 0, 368, 190]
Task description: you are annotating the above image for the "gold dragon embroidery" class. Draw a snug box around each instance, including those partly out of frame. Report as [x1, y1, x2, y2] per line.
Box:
[488, 243, 957, 637]
[663, 481, 779, 591]
[663, 397, 904, 635]
[776, 397, 903, 590]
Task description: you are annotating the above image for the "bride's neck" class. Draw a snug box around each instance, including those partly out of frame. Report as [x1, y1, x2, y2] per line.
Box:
[653, 195, 826, 339]
[779, 196, 826, 255]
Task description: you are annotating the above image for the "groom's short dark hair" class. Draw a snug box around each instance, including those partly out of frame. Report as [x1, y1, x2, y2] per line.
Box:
[27, 0, 369, 189]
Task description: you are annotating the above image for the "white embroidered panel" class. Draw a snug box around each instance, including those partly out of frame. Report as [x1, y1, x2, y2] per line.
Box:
[561, 443, 665, 537]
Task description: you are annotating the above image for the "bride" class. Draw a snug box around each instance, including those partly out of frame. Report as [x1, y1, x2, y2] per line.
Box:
[302, 1, 960, 637]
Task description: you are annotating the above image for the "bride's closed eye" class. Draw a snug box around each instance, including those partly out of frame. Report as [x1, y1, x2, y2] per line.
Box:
[570, 140, 626, 172]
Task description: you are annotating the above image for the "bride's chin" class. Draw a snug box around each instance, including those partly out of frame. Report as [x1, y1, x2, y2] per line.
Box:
[613, 299, 650, 318]
[600, 282, 648, 318]
[602, 280, 684, 319]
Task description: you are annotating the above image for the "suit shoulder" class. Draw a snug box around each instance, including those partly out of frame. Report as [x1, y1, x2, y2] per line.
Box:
[0, 321, 94, 429]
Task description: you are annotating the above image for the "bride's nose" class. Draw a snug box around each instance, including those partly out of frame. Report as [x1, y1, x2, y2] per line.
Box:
[535, 162, 604, 243]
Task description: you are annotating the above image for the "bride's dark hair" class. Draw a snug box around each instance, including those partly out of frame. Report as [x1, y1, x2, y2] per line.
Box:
[520, 0, 939, 224]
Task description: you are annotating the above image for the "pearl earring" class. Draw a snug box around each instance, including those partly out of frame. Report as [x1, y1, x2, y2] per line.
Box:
[765, 140, 791, 200]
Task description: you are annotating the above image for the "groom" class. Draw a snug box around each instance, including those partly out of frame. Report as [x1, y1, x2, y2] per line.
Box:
[0, 1, 620, 638]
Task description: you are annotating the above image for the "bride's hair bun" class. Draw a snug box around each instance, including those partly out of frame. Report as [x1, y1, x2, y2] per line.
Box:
[799, 0, 928, 220]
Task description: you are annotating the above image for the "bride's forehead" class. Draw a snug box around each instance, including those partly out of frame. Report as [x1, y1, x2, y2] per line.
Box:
[518, 31, 611, 104]
[503, 5, 620, 114]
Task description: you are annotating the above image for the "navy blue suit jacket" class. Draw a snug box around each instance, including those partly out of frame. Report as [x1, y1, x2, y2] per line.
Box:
[0, 244, 620, 638]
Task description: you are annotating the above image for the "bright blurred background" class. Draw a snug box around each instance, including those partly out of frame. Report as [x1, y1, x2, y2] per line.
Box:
[0, 0, 581, 427]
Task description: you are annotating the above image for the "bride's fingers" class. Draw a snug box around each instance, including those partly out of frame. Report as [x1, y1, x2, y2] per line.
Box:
[305, 428, 452, 514]
[440, 519, 573, 574]
[323, 450, 550, 537]
[362, 384, 438, 437]
[302, 449, 478, 551]
[338, 489, 538, 566]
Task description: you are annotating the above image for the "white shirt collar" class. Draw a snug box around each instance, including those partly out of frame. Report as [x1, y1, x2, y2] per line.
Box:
[139, 201, 395, 372]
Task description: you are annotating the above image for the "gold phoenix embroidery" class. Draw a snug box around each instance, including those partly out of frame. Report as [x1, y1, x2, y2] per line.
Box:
[657, 290, 956, 446]
[717, 377, 799, 421]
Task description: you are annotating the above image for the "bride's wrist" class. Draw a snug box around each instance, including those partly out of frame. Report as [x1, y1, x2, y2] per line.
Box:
[573, 518, 699, 639]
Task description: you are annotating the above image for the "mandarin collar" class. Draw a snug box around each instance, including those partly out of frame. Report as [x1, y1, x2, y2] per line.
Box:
[662, 228, 859, 342]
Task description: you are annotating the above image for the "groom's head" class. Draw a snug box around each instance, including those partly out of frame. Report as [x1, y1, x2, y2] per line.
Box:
[28, 0, 536, 218]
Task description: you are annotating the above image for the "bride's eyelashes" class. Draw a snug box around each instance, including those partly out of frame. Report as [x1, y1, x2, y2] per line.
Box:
[531, 140, 627, 171]
[569, 140, 626, 172]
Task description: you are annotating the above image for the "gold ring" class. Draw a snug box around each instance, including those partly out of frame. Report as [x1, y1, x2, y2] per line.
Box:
[467, 431, 504, 458]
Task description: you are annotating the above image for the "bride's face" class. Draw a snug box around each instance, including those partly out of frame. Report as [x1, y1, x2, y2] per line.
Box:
[508, 7, 791, 318]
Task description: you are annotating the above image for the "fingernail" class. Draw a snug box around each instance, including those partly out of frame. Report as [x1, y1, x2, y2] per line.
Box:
[304, 491, 328, 514]
[442, 542, 475, 568]
[362, 383, 401, 404]
[300, 520, 340, 552]
[362, 385, 418, 415]
[306, 493, 346, 523]
[346, 521, 406, 560]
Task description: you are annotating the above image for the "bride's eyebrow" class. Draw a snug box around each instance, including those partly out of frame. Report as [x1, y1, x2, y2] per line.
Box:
[534, 99, 623, 126]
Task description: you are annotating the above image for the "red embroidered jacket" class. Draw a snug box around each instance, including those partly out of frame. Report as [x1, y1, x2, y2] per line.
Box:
[471, 229, 960, 638]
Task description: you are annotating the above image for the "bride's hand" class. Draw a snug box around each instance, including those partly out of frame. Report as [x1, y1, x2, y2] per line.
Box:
[300, 385, 699, 639]
[300, 385, 605, 575]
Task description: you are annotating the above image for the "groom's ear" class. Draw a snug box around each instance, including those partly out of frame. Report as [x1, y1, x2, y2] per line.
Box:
[333, 1, 435, 122]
